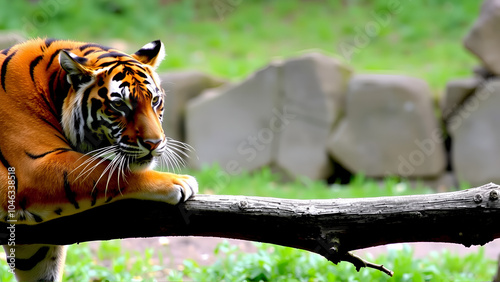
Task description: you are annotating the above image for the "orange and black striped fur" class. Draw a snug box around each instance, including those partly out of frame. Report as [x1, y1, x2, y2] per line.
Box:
[0, 38, 198, 281]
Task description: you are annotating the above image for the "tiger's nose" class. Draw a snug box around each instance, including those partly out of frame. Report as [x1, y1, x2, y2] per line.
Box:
[140, 138, 162, 151]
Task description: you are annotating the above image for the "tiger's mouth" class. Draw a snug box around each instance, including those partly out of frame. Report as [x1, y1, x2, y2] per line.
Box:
[122, 149, 157, 172]
[134, 153, 154, 165]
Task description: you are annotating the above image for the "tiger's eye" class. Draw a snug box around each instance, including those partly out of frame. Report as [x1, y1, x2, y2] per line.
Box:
[112, 100, 123, 109]
[152, 96, 160, 106]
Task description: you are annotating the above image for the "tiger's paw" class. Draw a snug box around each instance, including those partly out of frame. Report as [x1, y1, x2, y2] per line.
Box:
[170, 175, 198, 204]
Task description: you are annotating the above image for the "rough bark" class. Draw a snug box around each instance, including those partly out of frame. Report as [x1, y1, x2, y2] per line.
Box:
[2, 183, 500, 276]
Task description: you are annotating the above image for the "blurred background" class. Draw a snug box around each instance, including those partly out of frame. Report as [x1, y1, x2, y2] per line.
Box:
[0, 0, 477, 88]
[2, 0, 500, 281]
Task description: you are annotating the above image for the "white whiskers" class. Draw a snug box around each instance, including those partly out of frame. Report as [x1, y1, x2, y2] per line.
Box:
[70, 144, 131, 198]
[71, 145, 120, 182]
[158, 137, 195, 173]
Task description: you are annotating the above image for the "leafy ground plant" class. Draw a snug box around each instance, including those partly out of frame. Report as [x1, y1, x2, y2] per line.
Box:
[0, 241, 167, 282]
[0, 240, 496, 281]
[180, 241, 496, 282]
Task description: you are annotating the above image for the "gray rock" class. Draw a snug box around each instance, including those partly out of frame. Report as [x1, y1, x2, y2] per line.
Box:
[276, 53, 351, 179]
[160, 71, 226, 141]
[464, 0, 500, 75]
[449, 78, 500, 186]
[186, 52, 352, 179]
[441, 77, 482, 120]
[0, 31, 25, 50]
[328, 74, 446, 178]
[186, 63, 281, 173]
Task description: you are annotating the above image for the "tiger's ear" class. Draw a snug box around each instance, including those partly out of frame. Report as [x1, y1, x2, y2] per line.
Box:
[59, 50, 93, 87]
[132, 40, 165, 70]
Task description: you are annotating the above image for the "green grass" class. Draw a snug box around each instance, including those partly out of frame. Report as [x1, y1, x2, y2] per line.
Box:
[0, 0, 480, 94]
[2, 240, 494, 282]
[180, 241, 496, 282]
[189, 164, 435, 199]
[0, 241, 169, 282]
[0, 166, 495, 281]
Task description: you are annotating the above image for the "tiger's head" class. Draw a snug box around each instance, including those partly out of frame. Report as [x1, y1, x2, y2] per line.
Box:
[59, 40, 185, 172]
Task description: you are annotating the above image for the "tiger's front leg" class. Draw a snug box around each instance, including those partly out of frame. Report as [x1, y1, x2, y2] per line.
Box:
[0, 149, 197, 282]
[124, 170, 198, 204]
[1, 150, 197, 225]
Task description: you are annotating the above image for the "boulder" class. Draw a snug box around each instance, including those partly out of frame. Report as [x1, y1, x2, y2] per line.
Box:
[328, 74, 446, 178]
[464, 0, 500, 75]
[441, 77, 482, 120]
[186, 52, 352, 179]
[160, 71, 226, 141]
[0, 31, 25, 50]
[449, 79, 500, 186]
[276, 53, 351, 179]
[186, 63, 281, 173]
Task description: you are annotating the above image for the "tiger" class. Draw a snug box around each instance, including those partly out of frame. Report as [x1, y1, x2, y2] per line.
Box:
[0, 38, 198, 281]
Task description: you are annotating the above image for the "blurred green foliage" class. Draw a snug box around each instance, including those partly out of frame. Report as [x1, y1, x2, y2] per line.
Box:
[0, 0, 480, 93]
[189, 164, 435, 199]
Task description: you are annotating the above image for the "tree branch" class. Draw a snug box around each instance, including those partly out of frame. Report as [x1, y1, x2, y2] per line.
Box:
[1, 183, 500, 276]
